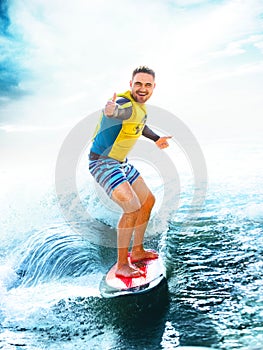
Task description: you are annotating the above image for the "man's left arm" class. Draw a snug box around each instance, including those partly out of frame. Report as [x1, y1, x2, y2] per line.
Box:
[142, 125, 172, 149]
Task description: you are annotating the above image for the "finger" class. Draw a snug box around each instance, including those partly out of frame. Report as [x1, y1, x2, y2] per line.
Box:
[165, 136, 173, 139]
[112, 92, 117, 102]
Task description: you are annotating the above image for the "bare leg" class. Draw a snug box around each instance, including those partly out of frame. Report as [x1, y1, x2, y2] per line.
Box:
[111, 181, 143, 277]
[130, 177, 159, 262]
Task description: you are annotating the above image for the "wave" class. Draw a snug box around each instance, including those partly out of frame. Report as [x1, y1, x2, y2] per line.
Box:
[10, 222, 119, 289]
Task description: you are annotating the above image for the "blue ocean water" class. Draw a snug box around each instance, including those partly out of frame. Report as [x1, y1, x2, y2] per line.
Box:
[0, 138, 262, 349]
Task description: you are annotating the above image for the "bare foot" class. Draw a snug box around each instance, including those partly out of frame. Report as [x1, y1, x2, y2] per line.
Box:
[115, 264, 142, 278]
[130, 249, 159, 263]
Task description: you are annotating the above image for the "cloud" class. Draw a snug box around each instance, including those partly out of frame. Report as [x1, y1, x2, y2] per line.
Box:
[0, 1, 31, 100]
[0, 123, 70, 133]
[0, 0, 10, 35]
[4, 0, 263, 84]
[162, 0, 262, 61]
[0, 59, 21, 96]
[209, 35, 263, 58]
[254, 40, 263, 52]
[199, 61, 263, 83]
[170, 0, 225, 6]
[0, 0, 263, 139]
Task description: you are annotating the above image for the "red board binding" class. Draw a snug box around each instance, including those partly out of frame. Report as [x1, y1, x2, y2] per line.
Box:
[99, 254, 166, 298]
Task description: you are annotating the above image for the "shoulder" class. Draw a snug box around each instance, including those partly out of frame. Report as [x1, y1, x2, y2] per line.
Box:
[116, 91, 133, 108]
[116, 97, 132, 113]
[116, 97, 132, 107]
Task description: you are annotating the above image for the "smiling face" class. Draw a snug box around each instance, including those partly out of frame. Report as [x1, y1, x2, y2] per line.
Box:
[130, 72, 156, 104]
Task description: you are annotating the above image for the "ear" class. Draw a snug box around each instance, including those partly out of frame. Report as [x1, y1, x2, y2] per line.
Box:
[129, 80, 132, 88]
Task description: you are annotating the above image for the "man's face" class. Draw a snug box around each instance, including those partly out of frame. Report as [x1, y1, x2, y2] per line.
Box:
[130, 73, 156, 104]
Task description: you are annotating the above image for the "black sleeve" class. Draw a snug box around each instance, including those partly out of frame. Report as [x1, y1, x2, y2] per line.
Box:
[142, 125, 160, 142]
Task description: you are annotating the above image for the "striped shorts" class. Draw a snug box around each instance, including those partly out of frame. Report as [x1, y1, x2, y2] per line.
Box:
[89, 158, 140, 197]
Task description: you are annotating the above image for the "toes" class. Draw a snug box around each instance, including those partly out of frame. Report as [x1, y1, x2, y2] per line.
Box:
[130, 249, 158, 262]
[115, 265, 142, 278]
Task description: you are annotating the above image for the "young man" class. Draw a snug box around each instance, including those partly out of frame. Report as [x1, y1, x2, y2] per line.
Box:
[89, 66, 171, 278]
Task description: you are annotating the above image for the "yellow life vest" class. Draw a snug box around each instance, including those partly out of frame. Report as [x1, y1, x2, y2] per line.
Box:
[107, 90, 147, 161]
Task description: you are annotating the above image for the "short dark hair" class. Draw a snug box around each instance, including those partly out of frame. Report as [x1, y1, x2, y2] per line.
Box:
[132, 66, 155, 80]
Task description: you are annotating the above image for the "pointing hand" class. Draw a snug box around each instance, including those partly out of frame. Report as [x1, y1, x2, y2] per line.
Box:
[104, 93, 117, 117]
[155, 136, 172, 149]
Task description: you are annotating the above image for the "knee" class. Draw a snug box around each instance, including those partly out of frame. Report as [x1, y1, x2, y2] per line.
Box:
[112, 185, 141, 213]
[138, 192, 155, 221]
[146, 192, 155, 210]
[121, 193, 142, 213]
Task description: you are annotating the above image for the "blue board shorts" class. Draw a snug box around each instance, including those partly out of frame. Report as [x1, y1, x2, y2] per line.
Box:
[89, 157, 140, 197]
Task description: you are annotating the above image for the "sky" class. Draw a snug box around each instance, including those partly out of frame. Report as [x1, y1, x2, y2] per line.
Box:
[0, 0, 263, 183]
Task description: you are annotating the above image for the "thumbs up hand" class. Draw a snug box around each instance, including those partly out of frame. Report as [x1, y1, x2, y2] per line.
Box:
[104, 93, 117, 117]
